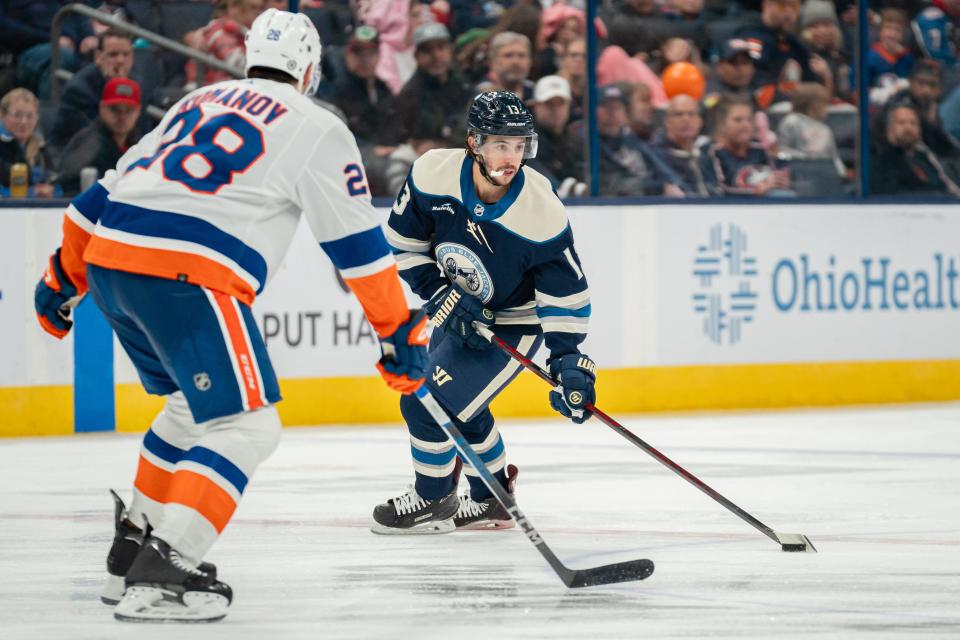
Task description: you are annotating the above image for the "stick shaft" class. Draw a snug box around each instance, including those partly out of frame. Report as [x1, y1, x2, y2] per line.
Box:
[414, 386, 655, 585]
[476, 327, 781, 546]
[413, 387, 574, 580]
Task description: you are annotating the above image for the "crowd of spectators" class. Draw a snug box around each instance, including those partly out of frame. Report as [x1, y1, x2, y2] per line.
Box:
[2, 0, 960, 199]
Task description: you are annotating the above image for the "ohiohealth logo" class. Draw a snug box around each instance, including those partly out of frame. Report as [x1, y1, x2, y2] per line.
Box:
[692, 224, 758, 345]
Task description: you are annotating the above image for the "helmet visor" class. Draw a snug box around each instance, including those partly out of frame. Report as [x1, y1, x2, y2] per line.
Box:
[472, 132, 538, 161]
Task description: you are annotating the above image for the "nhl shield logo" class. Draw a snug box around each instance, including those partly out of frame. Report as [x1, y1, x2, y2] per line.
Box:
[473, 203, 485, 216]
[193, 372, 212, 391]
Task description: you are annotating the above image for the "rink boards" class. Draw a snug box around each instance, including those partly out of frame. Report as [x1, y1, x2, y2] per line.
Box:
[2, 202, 959, 436]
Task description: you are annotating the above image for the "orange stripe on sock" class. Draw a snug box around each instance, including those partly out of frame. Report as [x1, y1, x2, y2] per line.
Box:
[134, 455, 174, 504]
[83, 235, 257, 305]
[211, 292, 264, 410]
[165, 469, 237, 533]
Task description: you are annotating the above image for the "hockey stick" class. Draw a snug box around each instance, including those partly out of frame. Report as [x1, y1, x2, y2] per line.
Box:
[413, 386, 655, 587]
[473, 324, 817, 554]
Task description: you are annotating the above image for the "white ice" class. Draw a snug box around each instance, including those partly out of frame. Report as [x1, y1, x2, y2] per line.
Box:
[1, 403, 959, 639]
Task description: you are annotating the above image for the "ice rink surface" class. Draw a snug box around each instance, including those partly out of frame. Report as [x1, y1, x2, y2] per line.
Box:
[1, 403, 959, 639]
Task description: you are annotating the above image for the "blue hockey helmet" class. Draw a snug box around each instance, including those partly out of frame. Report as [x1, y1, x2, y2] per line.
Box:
[467, 91, 538, 161]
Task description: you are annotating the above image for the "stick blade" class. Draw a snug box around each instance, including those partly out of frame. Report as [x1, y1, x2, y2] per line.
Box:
[563, 558, 655, 588]
[775, 532, 817, 553]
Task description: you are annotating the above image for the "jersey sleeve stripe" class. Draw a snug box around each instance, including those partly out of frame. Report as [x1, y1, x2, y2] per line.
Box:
[536, 304, 592, 318]
[534, 289, 591, 309]
[65, 204, 96, 234]
[338, 253, 396, 280]
[61, 215, 93, 293]
[385, 226, 432, 253]
[70, 181, 110, 224]
[84, 236, 258, 305]
[395, 252, 436, 271]
[99, 201, 268, 290]
[539, 318, 589, 333]
[342, 263, 410, 338]
[319, 225, 391, 271]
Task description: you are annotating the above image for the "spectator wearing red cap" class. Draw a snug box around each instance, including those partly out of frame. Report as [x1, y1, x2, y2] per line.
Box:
[57, 77, 142, 195]
[50, 28, 136, 149]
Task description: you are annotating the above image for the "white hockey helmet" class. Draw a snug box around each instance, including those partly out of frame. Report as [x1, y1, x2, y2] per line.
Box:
[245, 9, 322, 96]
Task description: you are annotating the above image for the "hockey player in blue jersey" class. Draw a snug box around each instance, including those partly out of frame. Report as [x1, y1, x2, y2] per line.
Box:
[371, 91, 597, 534]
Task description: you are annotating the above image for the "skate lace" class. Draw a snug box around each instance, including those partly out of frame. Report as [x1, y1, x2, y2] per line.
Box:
[391, 486, 428, 515]
[456, 492, 487, 519]
[170, 549, 205, 577]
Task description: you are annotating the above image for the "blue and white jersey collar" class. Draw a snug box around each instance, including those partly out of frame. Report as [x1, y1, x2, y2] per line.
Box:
[459, 155, 525, 223]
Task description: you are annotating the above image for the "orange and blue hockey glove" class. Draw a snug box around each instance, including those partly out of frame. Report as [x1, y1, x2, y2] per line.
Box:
[377, 310, 430, 394]
[34, 248, 79, 339]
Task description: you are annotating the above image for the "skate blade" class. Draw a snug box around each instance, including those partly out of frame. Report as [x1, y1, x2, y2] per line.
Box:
[113, 586, 229, 623]
[101, 574, 125, 605]
[456, 519, 516, 531]
[370, 518, 455, 535]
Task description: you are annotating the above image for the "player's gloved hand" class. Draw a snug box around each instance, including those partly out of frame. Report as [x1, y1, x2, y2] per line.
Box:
[423, 283, 494, 350]
[377, 310, 430, 394]
[34, 248, 79, 340]
[548, 354, 597, 424]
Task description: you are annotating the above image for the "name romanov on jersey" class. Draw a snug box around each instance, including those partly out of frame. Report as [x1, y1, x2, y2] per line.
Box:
[177, 85, 290, 126]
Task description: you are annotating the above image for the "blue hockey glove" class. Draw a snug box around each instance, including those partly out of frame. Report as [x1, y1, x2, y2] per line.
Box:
[377, 310, 430, 394]
[423, 284, 494, 350]
[34, 248, 78, 339]
[548, 354, 597, 424]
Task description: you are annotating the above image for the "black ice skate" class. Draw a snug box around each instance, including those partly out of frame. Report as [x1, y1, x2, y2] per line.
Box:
[102, 490, 216, 606]
[113, 536, 232, 623]
[370, 486, 459, 535]
[454, 464, 518, 530]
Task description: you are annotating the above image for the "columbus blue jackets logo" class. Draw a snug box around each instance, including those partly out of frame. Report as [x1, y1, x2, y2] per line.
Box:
[435, 243, 494, 303]
[692, 224, 758, 345]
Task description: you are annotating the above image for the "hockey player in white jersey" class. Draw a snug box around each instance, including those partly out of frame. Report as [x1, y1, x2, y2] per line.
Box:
[371, 91, 597, 534]
[33, 9, 429, 623]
